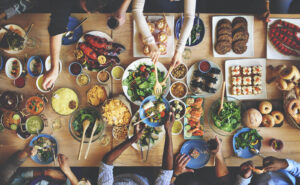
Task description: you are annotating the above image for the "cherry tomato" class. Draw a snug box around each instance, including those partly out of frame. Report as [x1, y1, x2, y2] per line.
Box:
[160, 111, 165, 117]
[140, 65, 146, 72]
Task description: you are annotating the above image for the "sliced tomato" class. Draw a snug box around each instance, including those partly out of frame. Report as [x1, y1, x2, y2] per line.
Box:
[160, 111, 165, 117]
[140, 65, 146, 72]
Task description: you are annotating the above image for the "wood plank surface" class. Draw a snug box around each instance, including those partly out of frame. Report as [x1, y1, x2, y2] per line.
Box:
[0, 13, 300, 167]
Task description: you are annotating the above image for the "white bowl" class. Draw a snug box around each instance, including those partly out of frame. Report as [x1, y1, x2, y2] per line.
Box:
[5, 57, 22, 79]
[97, 70, 110, 84]
[111, 66, 124, 80]
[170, 81, 188, 99]
[169, 99, 186, 120]
[36, 74, 54, 93]
[170, 63, 188, 81]
[45, 56, 62, 73]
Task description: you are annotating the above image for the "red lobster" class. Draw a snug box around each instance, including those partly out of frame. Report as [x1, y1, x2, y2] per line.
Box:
[78, 42, 97, 60]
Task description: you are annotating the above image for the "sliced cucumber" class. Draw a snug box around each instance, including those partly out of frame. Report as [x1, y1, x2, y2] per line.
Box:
[10, 124, 17, 130]
[13, 114, 20, 121]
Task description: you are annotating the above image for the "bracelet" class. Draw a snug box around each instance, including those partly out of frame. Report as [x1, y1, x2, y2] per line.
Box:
[173, 173, 178, 177]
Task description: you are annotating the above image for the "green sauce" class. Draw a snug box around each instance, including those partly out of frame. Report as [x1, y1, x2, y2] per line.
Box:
[26, 116, 44, 134]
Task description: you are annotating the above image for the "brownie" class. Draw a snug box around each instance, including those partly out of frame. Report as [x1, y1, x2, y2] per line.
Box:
[215, 41, 231, 54]
[233, 22, 247, 32]
[217, 34, 233, 43]
[233, 40, 247, 54]
[232, 17, 248, 26]
[232, 30, 249, 42]
[217, 19, 232, 27]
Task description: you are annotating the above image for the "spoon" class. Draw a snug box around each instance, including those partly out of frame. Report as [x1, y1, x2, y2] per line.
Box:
[250, 148, 265, 158]
[218, 82, 226, 115]
[78, 120, 90, 160]
[64, 17, 87, 39]
[84, 119, 99, 160]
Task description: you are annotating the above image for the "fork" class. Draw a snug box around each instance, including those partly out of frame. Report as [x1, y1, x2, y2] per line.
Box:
[153, 63, 163, 97]
[160, 65, 174, 87]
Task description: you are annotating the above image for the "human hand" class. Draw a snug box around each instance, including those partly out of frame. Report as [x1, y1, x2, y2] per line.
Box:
[148, 42, 160, 64]
[174, 153, 194, 176]
[263, 156, 288, 172]
[239, 161, 254, 179]
[261, 10, 270, 23]
[58, 154, 71, 174]
[171, 51, 183, 68]
[24, 146, 37, 157]
[164, 112, 174, 134]
[133, 123, 145, 141]
[44, 169, 66, 182]
[42, 67, 58, 90]
[114, 10, 126, 27]
[209, 136, 222, 158]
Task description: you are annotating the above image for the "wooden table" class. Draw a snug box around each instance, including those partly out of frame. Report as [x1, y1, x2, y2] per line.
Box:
[0, 13, 300, 167]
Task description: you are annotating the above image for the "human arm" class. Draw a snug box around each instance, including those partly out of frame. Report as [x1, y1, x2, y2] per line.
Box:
[103, 123, 145, 165]
[132, 0, 159, 63]
[58, 154, 78, 185]
[154, 112, 174, 185]
[114, 0, 132, 27]
[171, 0, 196, 68]
[171, 154, 194, 184]
[0, 0, 35, 20]
[263, 156, 300, 177]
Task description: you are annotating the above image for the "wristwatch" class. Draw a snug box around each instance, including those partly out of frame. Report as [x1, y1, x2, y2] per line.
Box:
[173, 173, 179, 177]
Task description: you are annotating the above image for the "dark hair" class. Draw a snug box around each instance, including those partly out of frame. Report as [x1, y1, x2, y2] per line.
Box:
[85, 0, 109, 13]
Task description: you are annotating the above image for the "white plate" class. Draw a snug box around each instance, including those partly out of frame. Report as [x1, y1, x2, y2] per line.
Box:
[267, 18, 300, 60]
[133, 15, 175, 58]
[78, 31, 112, 44]
[225, 58, 267, 100]
[212, 15, 254, 58]
[122, 58, 170, 105]
[0, 24, 26, 54]
[128, 111, 165, 150]
[186, 61, 223, 97]
[5, 57, 22, 79]
[45, 56, 62, 73]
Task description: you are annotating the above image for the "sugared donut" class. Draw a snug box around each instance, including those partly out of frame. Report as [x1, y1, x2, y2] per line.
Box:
[287, 99, 300, 124]
[271, 111, 284, 125]
[259, 101, 272, 114]
[262, 115, 275, 127]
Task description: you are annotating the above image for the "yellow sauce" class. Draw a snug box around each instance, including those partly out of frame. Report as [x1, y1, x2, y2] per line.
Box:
[172, 120, 183, 134]
[112, 66, 124, 80]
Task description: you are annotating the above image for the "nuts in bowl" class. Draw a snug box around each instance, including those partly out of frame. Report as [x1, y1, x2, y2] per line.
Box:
[171, 63, 188, 80]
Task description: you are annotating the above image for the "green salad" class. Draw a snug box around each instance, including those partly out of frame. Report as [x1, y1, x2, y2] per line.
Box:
[186, 24, 203, 45]
[33, 137, 56, 162]
[122, 64, 166, 102]
[138, 126, 163, 147]
[235, 129, 263, 149]
[212, 101, 241, 132]
[72, 108, 104, 138]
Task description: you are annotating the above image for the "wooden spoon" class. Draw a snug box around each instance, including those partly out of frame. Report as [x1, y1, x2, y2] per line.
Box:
[160, 65, 174, 87]
[78, 120, 90, 160]
[218, 82, 226, 115]
[84, 120, 99, 160]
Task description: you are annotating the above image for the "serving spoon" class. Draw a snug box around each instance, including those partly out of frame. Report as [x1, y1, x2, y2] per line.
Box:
[84, 119, 99, 160]
[218, 82, 226, 115]
[153, 63, 163, 97]
[78, 120, 90, 160]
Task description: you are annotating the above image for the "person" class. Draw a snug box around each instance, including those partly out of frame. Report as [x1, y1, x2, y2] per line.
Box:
[235, 156, 300, 185]
[0, 0, 36, 21]
[170, 136, 233, 185]
[0, 145, 79, 185]
[43, 0, 132, 90]
[132, 0, 196, 68]
[98, 112, 175, 185]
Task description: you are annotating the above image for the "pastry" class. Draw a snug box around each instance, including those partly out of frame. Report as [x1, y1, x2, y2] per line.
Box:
[259, 101, 272, 114]
[215, 41, 231, 54]
[271, 111, 284, 125]
[243, 108, 262, 129]
[232, 40, 247, 54]
[262, 114, 275, 127]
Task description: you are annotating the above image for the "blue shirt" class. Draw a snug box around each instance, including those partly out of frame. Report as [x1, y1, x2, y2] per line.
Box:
[235, 159, 300, 185]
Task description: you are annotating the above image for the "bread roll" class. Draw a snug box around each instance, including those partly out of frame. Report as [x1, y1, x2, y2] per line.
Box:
[243, 108, 262, 128]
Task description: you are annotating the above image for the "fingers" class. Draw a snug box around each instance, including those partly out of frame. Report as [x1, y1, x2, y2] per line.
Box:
[182, 156, 191, 166]
[186, 168, 194, 173]
[175, 153, 181, 162]
[263, 156, 274, 167]
[178, 153, 186, 163]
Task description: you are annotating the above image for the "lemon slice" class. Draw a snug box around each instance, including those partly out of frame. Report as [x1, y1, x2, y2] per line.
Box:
[98, 55, 106, 65]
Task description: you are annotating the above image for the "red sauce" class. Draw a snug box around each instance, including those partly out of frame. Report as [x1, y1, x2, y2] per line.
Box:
[70, 63, 81, 75]
[199, 61, 211, 72]
[14, 76, 25, 88]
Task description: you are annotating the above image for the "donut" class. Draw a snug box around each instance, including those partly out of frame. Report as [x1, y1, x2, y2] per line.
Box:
[271, 111, 284, 124]
[274, 65, 287, 75]
[277, 79, 288, 90]
[259, 101, 273, 114]
[262, 115, 275, 127]
[280, 65, 300, 81]
[295, 86, 300, 99]
[287, 99, 300, 124]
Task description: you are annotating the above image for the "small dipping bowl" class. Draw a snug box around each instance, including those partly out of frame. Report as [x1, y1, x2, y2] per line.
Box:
[170, 63, 188, 81]
[97, 70, 110, 84]
[27, 56, 44, 77]
[198, 60, 211, 73]
[172, 120, 183, 135]
[111, 66, 124, 80]
[69, 62, 82, 76]
[170, 81, 188, 99]
[45, 56, 63, 73]
[36, 74, 54, 93]
[76, 73, 90, 86]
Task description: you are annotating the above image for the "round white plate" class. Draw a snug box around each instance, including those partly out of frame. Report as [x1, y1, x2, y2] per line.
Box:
[122, 58, 170, 105]
[5, 57, 22, 79]
[0, 24, 26, 54]
[186, 60, 223, 97]
[128, 111, 165, 150]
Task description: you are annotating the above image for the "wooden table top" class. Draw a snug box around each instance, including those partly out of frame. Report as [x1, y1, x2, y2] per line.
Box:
[0, 13, 300, 167]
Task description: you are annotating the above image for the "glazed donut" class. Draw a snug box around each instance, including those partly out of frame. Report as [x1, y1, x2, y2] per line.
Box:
[295, 86, 300, 99]
[287, 99, 300, 124]
[280, 65, 300, 81]
[262, 115, 275, 127]
[277, 79, 288, 90]
[271, 111, 284, 124]
[259, 101, 273, 114]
